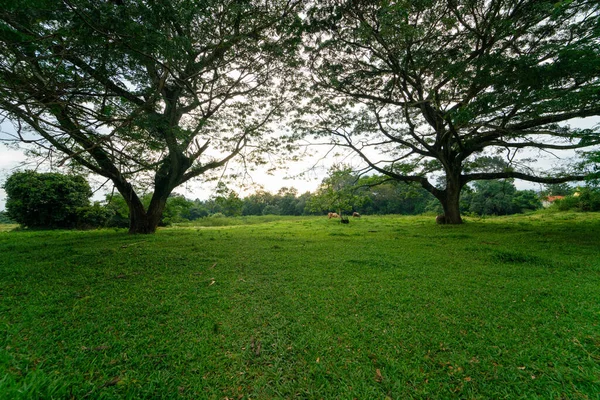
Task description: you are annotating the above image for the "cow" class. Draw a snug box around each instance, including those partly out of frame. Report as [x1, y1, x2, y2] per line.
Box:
[436, 214, 447, 224]
[328, 212, 340, 219]
[352, 212, 361, 218]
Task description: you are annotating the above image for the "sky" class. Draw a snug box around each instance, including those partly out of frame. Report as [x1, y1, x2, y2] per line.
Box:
[1, 117, 599, 211]
[0, 120, 329, 210]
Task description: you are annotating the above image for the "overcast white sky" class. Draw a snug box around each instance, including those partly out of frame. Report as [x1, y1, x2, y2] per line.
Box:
[1, 117, 599, 211]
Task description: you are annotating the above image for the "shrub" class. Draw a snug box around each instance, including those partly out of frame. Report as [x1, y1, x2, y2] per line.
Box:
[554, 187, 600, 212]
[76, 203, 114, 229]
[3, 171, 91, 229]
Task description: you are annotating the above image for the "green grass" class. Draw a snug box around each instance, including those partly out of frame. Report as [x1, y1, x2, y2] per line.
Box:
[1, 213, 599, 399]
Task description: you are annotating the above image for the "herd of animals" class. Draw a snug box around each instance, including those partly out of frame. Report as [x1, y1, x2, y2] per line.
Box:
[327, 212, 449, 224]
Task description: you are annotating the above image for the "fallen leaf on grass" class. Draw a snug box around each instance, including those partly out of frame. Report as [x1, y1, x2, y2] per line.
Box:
[101, 376, 121, 387]
[375, 368, 383, 382]
[464, 377, 472, 382]
[250, 338, 262, 357]
[517, 366, 526, 370]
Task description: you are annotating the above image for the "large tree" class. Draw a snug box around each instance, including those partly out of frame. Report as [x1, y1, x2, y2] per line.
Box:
[0, 0, 302, 233]
[301, 0, 600, 223]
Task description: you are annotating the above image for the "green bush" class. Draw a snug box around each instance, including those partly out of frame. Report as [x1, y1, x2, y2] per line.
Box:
[76, 203, 114, 229]
[3, 171, 91, 229]
[554, 187, 600, 212]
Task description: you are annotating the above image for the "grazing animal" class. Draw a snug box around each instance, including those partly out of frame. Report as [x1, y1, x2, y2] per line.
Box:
[436, 214, 447, 224]
[352, 212, 361, 218]
[328, 212, 340, 219]
[340, 216, 349, 224]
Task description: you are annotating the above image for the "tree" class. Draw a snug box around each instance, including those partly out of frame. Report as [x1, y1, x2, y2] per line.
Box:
[358, 178, 435, 215]
[465, 179, 518, 216]
[301, 0, 600, 223]
[242, 190, 275, 215]
[159, 193, 194, 225]
[276, 187, 301, 215]
[512, 190, 542, 213]
[0, 0, 302, 233]
[211, 183, 244, 217]
[543, 183, 573, 196]
[307, 165, 367, 215]
[3, 170, 91, 228]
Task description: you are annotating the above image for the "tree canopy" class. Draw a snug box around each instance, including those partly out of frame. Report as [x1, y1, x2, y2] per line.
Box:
[2, 0, 599, 229]
[299, 0, 600, 223]
[0, 0, 302, 233]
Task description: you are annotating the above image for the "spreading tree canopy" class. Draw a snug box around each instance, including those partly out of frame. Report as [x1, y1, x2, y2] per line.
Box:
[301, 0, 600, 223]
[0, 0, 302, 233]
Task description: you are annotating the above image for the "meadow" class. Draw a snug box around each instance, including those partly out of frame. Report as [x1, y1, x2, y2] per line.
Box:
[0, 213, 599, 399]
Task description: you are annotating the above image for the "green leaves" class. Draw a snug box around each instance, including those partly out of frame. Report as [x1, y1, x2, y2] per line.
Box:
[3, 171, 92, 229]
[0, 0, 305, 233]
[300, 0, 600, 221]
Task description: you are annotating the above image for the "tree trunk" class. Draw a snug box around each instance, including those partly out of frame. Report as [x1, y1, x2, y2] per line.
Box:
[127, 200, 163, 234]
[123, 190, 170, 234]
[437, 176, 463, 224]
[112, 170, 174, 234]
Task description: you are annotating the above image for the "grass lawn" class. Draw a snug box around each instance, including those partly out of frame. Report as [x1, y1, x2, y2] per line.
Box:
[0, 213, 599, 399]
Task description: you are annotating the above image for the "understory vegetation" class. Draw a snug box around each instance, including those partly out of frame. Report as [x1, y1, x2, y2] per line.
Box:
[1, 214, 599, 398]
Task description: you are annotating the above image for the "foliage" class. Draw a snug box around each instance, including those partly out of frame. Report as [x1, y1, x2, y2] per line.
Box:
[306, 165, 368, 215]
[0, 0, 303, 233]
[511, 190, 542, 213]
[543, 183, 575, 196]
[359, 178, 435, 215]
[554, 186, 600, 212]
[103, 193, 131, 228]
[0, 211, 14, 224]
[76, 202, 114, 230]
[206, 184, 244, 217]
[3, 170, 91, 229]
[461, 180, 541, 216]
[300, 0, 600, 223]
[261, 204, 281, 215]
[1, 214, 599, 398]
[242, 188, 311, 216]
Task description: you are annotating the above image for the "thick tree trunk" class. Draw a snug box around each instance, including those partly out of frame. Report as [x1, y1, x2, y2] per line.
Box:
[128, 202, 163, 234]
[125, 192, 168, 234]
[111, 161, 180, 234]
[440, 193, 463, 224]
[437, 175, 463, 224]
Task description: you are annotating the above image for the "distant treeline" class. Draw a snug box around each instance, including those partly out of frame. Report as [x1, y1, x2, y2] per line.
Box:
[102, 178, 546, 228]
[3, 170, 598, 229]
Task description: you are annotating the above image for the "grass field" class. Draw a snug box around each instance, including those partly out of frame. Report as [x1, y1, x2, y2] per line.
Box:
[1, 213, 599, 399]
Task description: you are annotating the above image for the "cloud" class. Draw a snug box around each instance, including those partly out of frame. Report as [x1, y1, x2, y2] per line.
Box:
[0, 148, 27, 169]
